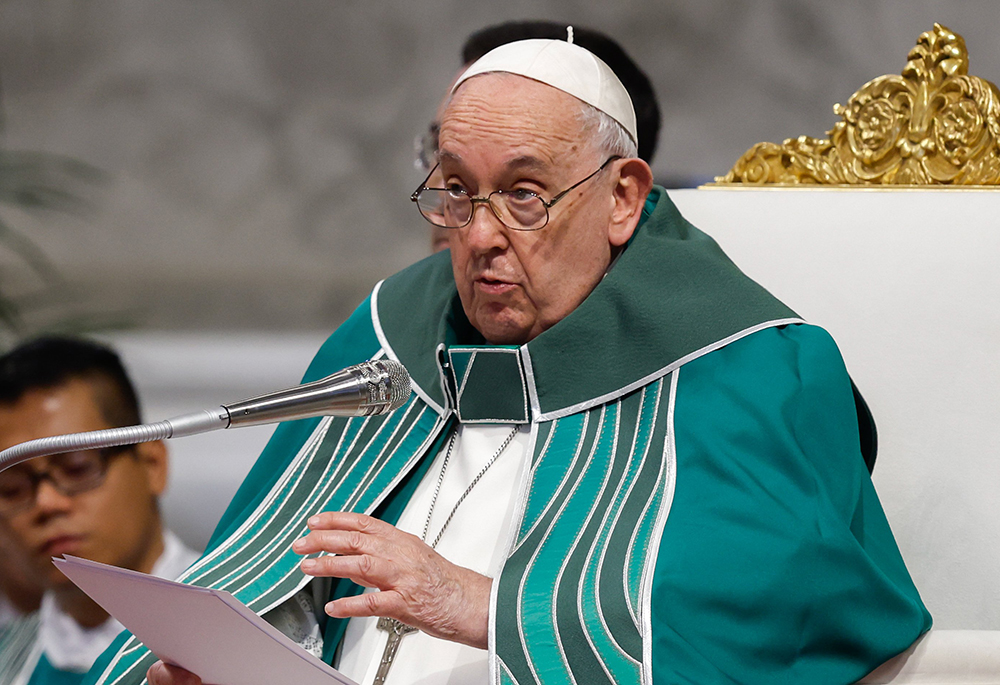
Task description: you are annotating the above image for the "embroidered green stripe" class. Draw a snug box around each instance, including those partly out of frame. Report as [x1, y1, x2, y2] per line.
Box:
[214, 403, 423, 609]
[515, 419, 556, 535]
[518, 406, 605, 683]
[241, 401, 435, 612]
[595, 380, 670, 662]
[623, 397, 672, 620]
[577, 387, 647, 673]
[550, 402, 623, 684]
[97, 398, 440, 685]
[494, 376, 675, 684]
[494, 411, 593, 684]
[189, 416, 354, 589]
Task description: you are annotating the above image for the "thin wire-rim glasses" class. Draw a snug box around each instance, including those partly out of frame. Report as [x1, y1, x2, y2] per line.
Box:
[411, 156, 621, 232]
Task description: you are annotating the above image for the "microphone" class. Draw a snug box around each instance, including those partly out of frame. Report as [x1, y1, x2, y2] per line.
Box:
[0, 359, 411, 472]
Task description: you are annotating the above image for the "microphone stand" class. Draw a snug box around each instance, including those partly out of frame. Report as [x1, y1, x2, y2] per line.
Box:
[0, 359, 410, 472]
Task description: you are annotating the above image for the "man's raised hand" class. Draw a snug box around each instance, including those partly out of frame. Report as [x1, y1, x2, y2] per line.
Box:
[293, 511, 491, 649]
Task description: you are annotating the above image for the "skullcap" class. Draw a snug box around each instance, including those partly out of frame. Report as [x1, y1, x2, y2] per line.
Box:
[452, 37, 638, 145]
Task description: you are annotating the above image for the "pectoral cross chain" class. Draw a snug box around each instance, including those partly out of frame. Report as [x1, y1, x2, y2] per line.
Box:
[373, 617, 418, 685]
[368, 426, 517, 684]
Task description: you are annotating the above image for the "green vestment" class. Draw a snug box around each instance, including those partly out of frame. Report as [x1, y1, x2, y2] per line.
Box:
[0, 616, 90, 685]
[87, 188, 930, 684]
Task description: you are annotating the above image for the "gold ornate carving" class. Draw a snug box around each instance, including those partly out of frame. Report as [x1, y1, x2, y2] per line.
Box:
[713, 24, 1000, 186]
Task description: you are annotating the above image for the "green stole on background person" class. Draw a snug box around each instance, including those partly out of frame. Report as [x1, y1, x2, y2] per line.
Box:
[1, 614, 102, 685]
[87, 188, 929, 685]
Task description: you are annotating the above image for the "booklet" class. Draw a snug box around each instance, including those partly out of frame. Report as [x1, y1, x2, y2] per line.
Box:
[53, 555, 358, 685]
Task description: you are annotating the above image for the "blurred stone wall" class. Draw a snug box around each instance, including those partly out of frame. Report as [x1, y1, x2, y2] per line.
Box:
[1, 0, 998, 332]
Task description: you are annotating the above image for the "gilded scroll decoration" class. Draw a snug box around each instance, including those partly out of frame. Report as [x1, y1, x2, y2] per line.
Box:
[714, 24, 1000, 186]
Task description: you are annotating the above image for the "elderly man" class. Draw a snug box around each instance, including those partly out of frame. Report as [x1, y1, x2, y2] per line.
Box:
[103, 38, 929, 685]
[424, 22, 662, 253]
[0, 337, 199, 685]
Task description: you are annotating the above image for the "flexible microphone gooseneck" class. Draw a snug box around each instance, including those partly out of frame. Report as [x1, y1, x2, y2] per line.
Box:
[0, 359, 411, 473]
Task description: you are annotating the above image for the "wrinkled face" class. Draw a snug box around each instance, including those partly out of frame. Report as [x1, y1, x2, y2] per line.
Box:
[438, 74, 622, 344]
[0, 379, 166, 589]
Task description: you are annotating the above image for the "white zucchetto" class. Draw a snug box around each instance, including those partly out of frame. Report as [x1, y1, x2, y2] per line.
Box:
[452, 38, 638, 145]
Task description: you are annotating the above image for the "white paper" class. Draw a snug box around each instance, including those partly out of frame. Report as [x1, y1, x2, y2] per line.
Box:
[53, 555, 358, 685]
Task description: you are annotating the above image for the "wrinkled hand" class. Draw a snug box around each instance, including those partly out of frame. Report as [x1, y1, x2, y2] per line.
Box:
[146, 661, 202, 685]
[293, 512, 491, 649]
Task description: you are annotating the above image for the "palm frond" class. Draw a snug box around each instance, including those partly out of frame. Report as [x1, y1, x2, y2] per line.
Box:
[0, 73, 113, 350]
[0, 214, 62, 283]
[0, 292, 24, 332]
[0, 150, 106, 213]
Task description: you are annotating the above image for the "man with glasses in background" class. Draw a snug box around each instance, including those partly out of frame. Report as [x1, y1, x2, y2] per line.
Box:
[0, 337, 198, 685]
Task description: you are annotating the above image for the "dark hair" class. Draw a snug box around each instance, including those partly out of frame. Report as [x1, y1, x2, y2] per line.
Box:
[461, 21, 662, 164]
[0, 336, 141, 428]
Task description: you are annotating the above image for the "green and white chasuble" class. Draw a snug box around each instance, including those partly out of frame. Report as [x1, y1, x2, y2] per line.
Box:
[87, 188, 931, 684]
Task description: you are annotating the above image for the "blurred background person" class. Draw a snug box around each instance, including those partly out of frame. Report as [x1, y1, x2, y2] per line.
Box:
[0, 337, 199, 685]
[419, 20, 663, 252]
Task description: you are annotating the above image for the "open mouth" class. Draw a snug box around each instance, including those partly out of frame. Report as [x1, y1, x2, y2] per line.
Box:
[476, 277, 517, 294]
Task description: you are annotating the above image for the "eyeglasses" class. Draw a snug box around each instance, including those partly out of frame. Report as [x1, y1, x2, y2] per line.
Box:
[411, 156, 620, 232]
[0, 447, 130, 516]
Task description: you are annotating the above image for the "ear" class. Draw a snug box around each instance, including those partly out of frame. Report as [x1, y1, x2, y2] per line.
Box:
[134, 440, 169, 497]
[608, 158, 654, 247]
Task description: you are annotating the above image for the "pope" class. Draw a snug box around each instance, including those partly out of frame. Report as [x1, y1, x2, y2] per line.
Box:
[94, 36, 930, 685]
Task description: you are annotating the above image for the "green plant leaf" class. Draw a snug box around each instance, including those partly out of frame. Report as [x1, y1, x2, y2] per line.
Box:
[0, 214, 61, 282]
[0, 150, 105, 213]
[0, 293, 24, 331]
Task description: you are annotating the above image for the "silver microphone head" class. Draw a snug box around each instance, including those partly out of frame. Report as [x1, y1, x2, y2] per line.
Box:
[356, 359, 412, 415]
[223, 359, 412, 427]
